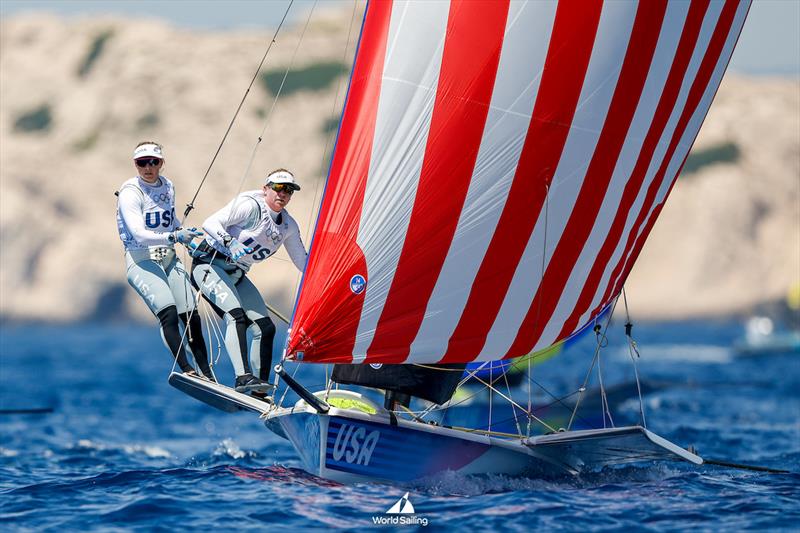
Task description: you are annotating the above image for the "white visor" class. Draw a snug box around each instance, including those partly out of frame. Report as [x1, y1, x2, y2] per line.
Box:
[133, 143, 164, 160]
[265, 170, 300, 190]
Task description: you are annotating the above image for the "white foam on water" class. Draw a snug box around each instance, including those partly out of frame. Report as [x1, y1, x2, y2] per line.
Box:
[70, 439, 171, 458]
[411, 469, 561, 496]
[0, 447, 19, 457]
[75, 439, 103, 450]
[122, 444, 171, 459]
[213, 438, 255, 460]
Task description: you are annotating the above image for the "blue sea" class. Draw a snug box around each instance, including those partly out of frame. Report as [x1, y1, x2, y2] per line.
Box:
[1, 320, 798, 531]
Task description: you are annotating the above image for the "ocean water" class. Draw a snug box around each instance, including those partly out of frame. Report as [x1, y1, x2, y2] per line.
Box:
[1, 321, 798, 531]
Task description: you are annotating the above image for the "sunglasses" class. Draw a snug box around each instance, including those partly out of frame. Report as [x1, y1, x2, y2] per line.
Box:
[135, 158, 162, 168]
[268, 183, 296, 195]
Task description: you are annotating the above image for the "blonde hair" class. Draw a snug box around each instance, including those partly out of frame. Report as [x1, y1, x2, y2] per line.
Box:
[267, 167, 292, 178]
[135, 140, 163, 149]
[134, 140, 164, 157]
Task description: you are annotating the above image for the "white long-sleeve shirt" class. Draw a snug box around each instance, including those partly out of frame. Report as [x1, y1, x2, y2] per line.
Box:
[116, 176, 179, 250]
[202, 190, 306, 271]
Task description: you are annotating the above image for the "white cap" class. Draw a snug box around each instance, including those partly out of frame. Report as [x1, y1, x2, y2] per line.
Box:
[133, 143, 164, 160]
[265, 169, 300, 190]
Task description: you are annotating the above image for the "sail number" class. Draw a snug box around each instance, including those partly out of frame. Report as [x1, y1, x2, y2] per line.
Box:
[332, 423, 380, 466]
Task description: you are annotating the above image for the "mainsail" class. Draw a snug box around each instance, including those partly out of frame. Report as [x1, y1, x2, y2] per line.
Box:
[286, 0, 750, 365]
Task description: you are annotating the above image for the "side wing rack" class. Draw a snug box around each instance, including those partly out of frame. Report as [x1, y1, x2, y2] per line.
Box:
[168, 372, 271, 415]
[524, 426, 702, 474]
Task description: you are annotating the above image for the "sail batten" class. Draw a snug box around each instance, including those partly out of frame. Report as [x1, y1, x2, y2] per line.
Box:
[286, 0, 751, 365]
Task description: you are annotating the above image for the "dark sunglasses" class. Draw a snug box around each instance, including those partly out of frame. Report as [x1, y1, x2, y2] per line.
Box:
[269, 183, 296, 195]
[135, 158, 162, 168]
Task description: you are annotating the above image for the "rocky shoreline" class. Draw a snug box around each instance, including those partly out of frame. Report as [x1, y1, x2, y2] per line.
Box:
[1, 12, 798, 323]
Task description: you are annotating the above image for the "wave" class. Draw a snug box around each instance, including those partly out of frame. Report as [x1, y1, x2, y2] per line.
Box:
[67, 439, 172, 459]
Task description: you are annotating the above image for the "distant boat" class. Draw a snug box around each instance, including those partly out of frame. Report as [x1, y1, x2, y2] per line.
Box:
[173, 0, 751, 483]
[733, 316, 800, 356]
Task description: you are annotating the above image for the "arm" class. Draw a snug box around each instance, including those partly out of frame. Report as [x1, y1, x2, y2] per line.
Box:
[202, 196, 260, 245]
[284, 221, 308, 271]
[118, 186, 171, 246]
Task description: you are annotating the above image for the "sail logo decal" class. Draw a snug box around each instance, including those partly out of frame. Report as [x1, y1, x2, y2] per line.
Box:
[332, 423, 380, 466]
[350, 274, 366, 294]
[386, 492, 415, 514]
[372, 492, 428, 527]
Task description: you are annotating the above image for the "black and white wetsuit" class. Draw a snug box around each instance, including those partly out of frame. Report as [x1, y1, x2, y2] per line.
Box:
[116, 175, 210, 375]
[191, 190, 306, 380]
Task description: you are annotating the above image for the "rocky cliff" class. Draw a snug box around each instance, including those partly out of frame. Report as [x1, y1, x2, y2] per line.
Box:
[1, 10, 798, 323]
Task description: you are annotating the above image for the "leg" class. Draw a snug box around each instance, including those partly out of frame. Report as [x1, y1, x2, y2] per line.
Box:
[235, 275, 275, 381]
[249, 317, 276, 381]
[179, 311, 213, 379]
[224, 308, 252, 376]
[157, 306, 193, 372]
[126, 257, 191, 371]
[190, 259, 252, 379]
[164, 256, 213, 377]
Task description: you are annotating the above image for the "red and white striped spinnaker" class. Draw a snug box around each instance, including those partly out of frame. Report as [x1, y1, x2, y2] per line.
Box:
[285, 0, 750, 364]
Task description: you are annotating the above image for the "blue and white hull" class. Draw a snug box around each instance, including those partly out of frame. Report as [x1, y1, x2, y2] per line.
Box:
[266, 392, 702, 484]
[270, 407, 554, 483]
[168, 373, 702, 484]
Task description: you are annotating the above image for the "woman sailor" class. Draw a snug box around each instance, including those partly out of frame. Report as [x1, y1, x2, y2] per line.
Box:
[116, 141, 213, 379]
[191, 169, 306, 396]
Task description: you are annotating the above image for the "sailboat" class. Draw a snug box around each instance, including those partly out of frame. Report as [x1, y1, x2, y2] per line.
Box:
[171, 0, 751, 483]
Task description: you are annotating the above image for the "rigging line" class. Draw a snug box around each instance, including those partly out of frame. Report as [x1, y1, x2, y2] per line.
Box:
[702, 458, 790, 474]
[417, 361, 491, 419]
[468, 373, 557, 434]
[183, 0, 296, 220]
[324, 364, 333, 401]
[167, 0, 301, 377]
[293, 0, 361, 324]
[401, 386, 485, 417]
[622, 285, 647, 427]
[527, 340, 532, 438]
[567, 295, 620, 431]
[400, 390, 534, 438]
[171, 0, 316, 380]
[532, 182, 551, 345]
[415, 360, 598, 428]
[596, 343, 614, 428]
[403, 378, 501, 417]
[229, 0, 318, 212]
[489, 361, 493, 432]
[447, 426, 526, 439]
[518, 372, 596, 429]
[202, 300, 225, 366]
[208, 0, 318, 329]
[304, 0, 360, 248]
[503, 367, 524, 439]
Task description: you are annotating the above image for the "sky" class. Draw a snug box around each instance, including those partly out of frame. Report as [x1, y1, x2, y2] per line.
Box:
[1, 0, 799, 76]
